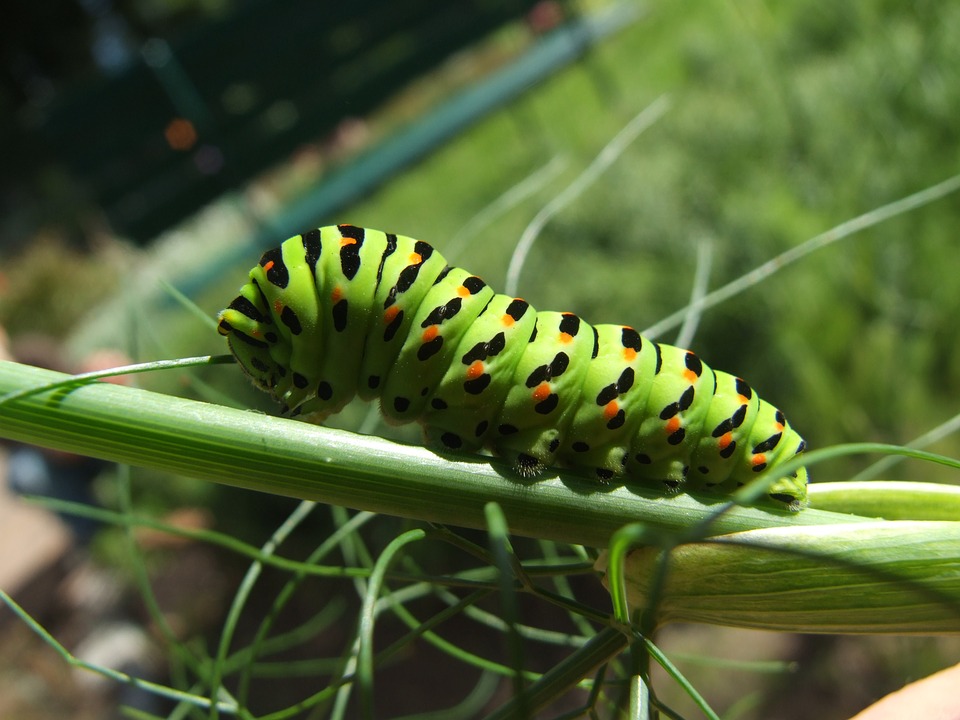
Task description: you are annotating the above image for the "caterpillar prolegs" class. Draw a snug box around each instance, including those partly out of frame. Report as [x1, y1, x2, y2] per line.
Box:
[217, 225, 809, 510]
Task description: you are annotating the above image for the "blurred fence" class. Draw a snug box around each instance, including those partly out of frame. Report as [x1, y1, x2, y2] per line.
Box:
[29, 0, 550, 242]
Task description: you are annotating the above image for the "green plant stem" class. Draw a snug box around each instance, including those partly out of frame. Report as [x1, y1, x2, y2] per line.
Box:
[483, 626, 630, 720]
[0, 361, 864, 548]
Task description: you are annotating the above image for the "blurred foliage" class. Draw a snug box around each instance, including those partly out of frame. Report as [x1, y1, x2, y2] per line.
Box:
[6, 0, 956, 479]
[0, 232, 128, 339]
[65, 0, 955, 487]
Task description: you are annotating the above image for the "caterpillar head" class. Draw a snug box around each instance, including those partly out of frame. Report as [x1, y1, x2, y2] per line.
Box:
[218, 239, 324, 416]
[218, 287, 296, 409]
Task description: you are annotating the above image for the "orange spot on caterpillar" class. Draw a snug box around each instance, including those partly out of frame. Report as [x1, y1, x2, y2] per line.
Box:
[263, 260, 275, 272]
[331, 286, 343, 303]
[752, 454, 767, 467]
[683, 369, 698, 384]
[457, 285, 471, 298]
[422, 326, 439, 343]
[718, 432, 733, 450]
[532, 382, 551, 403]
[603, 401, 619, 420]
[383, 306, 400, 325]
[623, 348, 637, 362]
[665, 417, 681, 435]
[558, 333, 573, 344]
[501, 314, 515, 327]
[738, 394, 750, 404]
[466, 360, 484, 380]
[340, 237, 357, 247]
[273, 300, 284, 314]
[409, 252, 422, 265]
[775, 421, 785, 432]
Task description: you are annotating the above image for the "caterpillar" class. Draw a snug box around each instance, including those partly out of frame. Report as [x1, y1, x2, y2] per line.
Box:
[217, 225, 809, 510]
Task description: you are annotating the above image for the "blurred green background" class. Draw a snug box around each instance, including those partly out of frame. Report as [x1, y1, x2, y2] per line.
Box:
[1, 0, 959, 717]
[6, 0, 956, 481]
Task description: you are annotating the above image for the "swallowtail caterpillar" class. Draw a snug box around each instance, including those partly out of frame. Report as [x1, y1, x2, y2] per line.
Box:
[217, 225, 808, 510]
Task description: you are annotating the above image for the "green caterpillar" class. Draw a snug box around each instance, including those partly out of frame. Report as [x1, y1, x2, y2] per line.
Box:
[217, 225, 808, 509]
